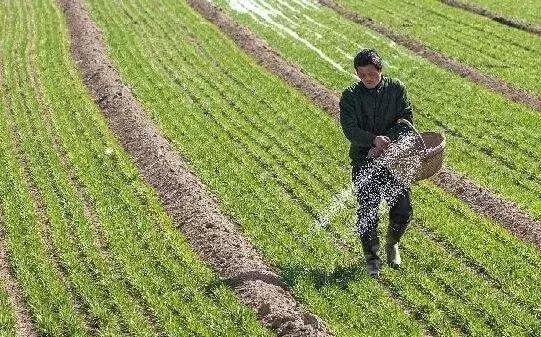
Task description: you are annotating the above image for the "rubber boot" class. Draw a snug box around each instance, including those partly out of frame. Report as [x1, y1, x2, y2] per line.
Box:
[387, 219, 408, 269]
[365, 252, 381, 277]
[361, 231, 381, 277]
[386, 235, 401, 269]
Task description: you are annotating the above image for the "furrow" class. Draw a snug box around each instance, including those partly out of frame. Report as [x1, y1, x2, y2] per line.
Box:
[317, 0, 541, 111]
[125, 0, 343, 200]
[440, 0, 541, 35]
[186, 0, 541, 250]
[29, 34, 161, 337]
[58, 0, 332, 335]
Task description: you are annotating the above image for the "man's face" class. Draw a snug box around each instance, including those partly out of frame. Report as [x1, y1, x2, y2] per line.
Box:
[356, 64, 382, 89]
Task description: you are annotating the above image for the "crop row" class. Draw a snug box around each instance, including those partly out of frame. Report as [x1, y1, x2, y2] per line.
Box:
[0, 10, 17, 332]
[0, 282, 16, 337]
[213, 0, 541, 220]
[0, 0, 273, 336]
[85, 0, 541, 335]
[85, 0, 426, 335]
[204, 0, 540, 300]
[455, 0, 541, 26]
[334, 0, 541, 95]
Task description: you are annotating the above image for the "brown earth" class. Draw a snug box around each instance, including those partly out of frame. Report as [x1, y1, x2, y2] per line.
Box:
[57, 0, 331, 335]
[432, 168, 541, 249]
[186, 0, 541, 250]
[441, 0, 541, 36]
[317, 0, 541, 112]
[186, 0, 340, 120]
[28, 38, 162, 333]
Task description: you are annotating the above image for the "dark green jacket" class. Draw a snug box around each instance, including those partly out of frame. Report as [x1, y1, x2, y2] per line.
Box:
[339, 76, 413, 167]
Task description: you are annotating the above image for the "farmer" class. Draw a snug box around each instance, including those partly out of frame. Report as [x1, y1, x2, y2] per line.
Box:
[339, 49, 414, 277]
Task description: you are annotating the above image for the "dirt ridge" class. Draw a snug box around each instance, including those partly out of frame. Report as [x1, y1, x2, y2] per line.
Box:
[317, 0, 541, 112]
[441, 0, 541, 36]
[30, 48, 161, 333]
[185, 0, 541, 250]
[57, 0, 331, 335]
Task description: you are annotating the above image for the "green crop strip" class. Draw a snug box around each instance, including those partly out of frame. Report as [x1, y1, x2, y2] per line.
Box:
[84, 0, 541, 335]
[334, 0, 541, 95]
[1, 0, 89, 334]
[213, 0, 541, 221]
[0, 2, 17, 336]
[0, 0, 274, 336]
[451, 0, 541, 26]
[0, 288, 16, 337]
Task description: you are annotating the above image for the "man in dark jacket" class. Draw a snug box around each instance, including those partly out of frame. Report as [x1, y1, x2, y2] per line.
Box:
[339, 49, 413, 277]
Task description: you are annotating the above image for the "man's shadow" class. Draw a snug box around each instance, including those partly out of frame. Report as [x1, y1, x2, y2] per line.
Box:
[280, 261, 369, 291]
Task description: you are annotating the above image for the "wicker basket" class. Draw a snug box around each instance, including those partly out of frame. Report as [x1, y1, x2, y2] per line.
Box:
[415, 132, 445, 181]
[382, 119, 445, 182]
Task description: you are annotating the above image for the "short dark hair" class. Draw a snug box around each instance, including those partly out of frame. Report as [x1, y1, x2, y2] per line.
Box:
[353, 49, 382, 70]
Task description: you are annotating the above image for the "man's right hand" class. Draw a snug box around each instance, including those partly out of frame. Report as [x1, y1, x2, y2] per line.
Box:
[373, 135, 391, 149]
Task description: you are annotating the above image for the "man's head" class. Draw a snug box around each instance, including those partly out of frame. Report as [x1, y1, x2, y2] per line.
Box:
[353, 49, 382, 89]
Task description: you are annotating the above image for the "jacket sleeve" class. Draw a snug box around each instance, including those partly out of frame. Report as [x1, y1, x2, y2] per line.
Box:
[395, 83, 413, 123]
[339, 92, 376, 147]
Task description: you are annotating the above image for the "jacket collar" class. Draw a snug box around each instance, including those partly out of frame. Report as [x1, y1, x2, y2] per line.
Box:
[359, 76, 385, 94]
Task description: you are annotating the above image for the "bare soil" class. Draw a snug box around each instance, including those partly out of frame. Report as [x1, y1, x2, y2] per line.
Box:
[186, 0, 340, 119]
[432, 168, 541, 249]
[441, 0, 541, 36]
[57, 0, 331, 335]
[186, 0, 541, 249]
[318, 0, 541, 112]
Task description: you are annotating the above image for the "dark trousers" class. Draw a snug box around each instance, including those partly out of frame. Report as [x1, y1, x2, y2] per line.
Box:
[352, 164, 413, 256]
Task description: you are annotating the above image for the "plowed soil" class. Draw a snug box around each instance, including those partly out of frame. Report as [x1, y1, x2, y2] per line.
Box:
[318, 0, 541, 112]
[441, 0, 541, 36]
[187, 0, 541, 249]
[57, 0, 331, 335]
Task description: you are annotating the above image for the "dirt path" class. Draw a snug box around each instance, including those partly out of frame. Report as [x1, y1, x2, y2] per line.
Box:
[57, 0, 331, 335]
[441, 0, 541, 36]
[317, 0, 541, 112]
[186, 0, 541, 250]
